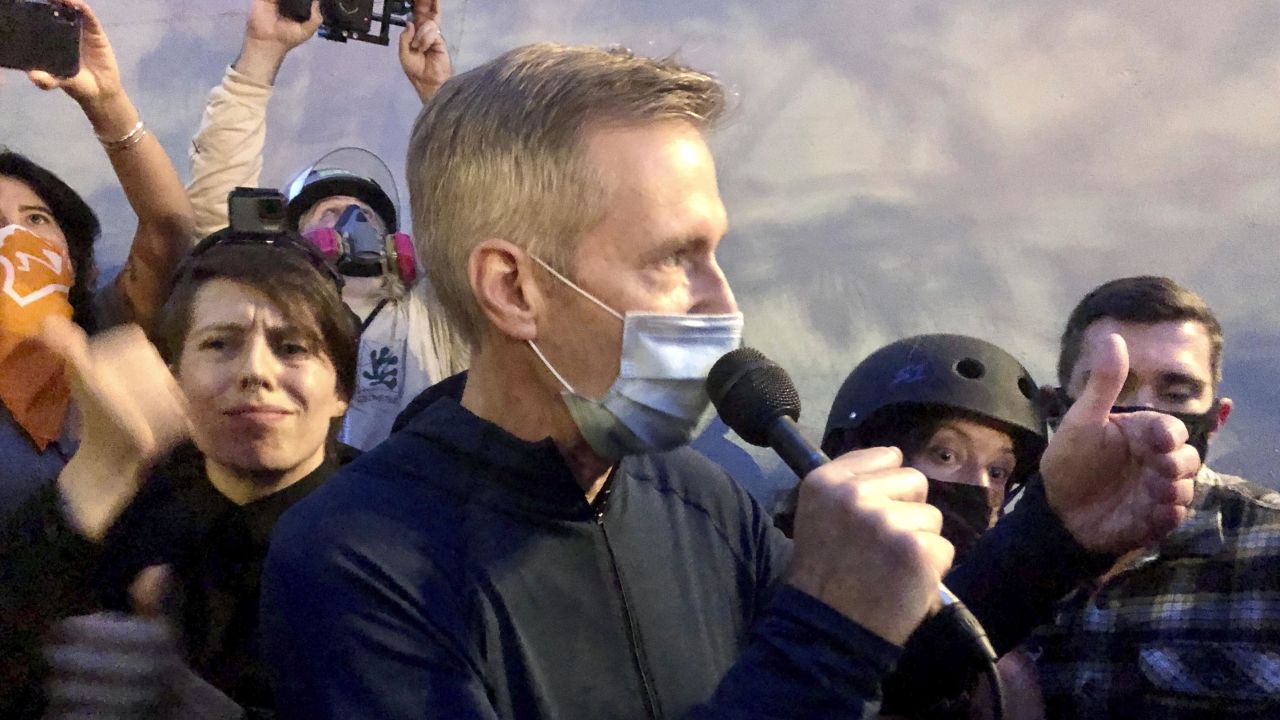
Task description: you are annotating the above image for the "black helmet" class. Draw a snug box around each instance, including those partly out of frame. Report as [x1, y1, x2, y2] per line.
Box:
[823, 334, 1047, 480]
[284, 147, 400, 232]
[286, 168, 398, 233]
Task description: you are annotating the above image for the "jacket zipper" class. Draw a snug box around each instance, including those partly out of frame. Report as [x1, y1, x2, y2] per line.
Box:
[595, 491, 661, 720]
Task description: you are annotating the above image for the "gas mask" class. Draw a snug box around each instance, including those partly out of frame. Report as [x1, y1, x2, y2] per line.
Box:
[303, 205, 417, 285]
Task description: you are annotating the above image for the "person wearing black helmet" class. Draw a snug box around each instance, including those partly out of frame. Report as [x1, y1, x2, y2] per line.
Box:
[816, 334, 1047, 563]
[797, 335, 1050, 720]
[185, 0, 465, 451]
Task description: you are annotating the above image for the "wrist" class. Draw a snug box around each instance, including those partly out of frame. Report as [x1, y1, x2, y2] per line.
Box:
[58, 446, 145, 541]
[234, 37, 290, 85]
[410, 79, 439, 105]
[79, 91, 136, 137]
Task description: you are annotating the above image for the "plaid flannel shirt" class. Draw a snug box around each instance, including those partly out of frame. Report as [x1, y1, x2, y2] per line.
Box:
[1026, 467, 1280, 719]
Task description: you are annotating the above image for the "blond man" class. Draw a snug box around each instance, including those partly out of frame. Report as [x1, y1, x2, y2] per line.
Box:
[261, 45, 1198, 719]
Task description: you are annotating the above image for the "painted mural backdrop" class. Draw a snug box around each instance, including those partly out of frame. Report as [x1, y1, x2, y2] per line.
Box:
[3, 0, 1276, 498]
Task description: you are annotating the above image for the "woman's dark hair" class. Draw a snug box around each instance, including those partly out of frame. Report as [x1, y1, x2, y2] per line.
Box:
[155, 239, 358, 401]
[0, 150, 101, 332]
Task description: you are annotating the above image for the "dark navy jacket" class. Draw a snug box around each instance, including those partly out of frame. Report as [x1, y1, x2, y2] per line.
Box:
[263, 377, 1107, 718]
[262, 380, 901, 719]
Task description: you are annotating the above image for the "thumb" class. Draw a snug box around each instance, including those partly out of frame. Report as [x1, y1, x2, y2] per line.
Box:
[129, 565, 171, 618]
[305, 0, 323, 31]
[1061, 333, 1128, 431]
[417, 19, 441, 51]
[400, 19, 415, 53]
[27, 69, 60, 90]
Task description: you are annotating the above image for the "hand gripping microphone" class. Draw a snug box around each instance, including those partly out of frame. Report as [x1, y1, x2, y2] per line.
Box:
[706, 347, 1005, 719]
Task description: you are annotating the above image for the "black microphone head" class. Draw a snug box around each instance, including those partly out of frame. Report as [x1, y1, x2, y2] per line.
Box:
[706, 347, 802, 447]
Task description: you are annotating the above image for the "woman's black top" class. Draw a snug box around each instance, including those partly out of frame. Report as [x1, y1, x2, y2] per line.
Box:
[0, 442, 345, 718]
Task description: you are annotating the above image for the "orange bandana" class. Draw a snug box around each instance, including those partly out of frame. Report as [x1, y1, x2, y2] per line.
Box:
[0, 224, 75, 450]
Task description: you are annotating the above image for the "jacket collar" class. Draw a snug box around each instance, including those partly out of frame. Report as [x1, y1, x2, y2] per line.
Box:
[397, 372, 608, 520]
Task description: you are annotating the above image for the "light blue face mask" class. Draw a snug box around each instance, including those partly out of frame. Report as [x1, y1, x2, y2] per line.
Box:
[528, 256, 744, 459]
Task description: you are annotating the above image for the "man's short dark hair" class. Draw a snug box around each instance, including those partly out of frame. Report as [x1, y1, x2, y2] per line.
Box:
[1057, 276, 1224, 388]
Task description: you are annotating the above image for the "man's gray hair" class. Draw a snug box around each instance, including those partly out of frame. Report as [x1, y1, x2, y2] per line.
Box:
[406, 43, 726, 347]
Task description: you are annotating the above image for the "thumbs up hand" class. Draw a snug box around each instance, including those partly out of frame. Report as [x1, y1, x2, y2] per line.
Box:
[1040, 333, 1199, 554]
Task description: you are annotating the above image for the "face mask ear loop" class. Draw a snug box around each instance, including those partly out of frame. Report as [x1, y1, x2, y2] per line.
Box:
[530, 255, 624, 321]
[527, 340, 576, 394]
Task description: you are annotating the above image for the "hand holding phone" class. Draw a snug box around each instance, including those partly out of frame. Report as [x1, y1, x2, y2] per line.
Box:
[21, 0, 126, 113]
[0, 0, 82, 78]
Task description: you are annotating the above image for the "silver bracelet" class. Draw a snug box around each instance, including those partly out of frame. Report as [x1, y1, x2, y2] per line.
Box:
[98, 120, 147, 152]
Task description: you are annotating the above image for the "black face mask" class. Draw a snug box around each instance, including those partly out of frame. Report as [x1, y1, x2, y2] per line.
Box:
[1110, 402, 1219, 464]
[925, 479, 996, 565]
[1050, 388, 1219, 464]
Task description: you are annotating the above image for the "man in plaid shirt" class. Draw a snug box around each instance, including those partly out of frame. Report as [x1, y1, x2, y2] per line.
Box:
[1025, 276, 1280, 718]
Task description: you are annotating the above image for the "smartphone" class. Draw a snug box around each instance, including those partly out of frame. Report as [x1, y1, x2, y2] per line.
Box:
[0, 1, 82, 78]
[228, 187, 289, 235]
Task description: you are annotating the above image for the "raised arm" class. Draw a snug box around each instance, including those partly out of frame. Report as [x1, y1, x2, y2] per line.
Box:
[0, 318, 188, 717]
[28, 0, 196, 333]
[399, 0, 452, 104]
[186, 0, 322, 238]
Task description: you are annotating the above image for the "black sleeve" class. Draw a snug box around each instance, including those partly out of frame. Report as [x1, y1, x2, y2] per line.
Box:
[880, 478, 1116, 715]
[944, 477, 1115, 653]
[261, 507, 501, 720]
[686, 585, 901, 719]
[688, 480, 894, 719]
[0, 482, 101, 718]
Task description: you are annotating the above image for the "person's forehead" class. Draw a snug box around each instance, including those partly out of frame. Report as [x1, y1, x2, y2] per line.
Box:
[576, 122, 728, 263]
[0, 175, 46, 206]
[313, 194, 371, 209]
[189, 279, 288, 330]
[1078, 318, 1214, 379]
[587, 123, 722, 207]
[932, 418, 1015, 453]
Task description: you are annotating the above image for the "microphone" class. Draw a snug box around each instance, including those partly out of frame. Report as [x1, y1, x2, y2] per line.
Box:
[705, 347, 829, 479]
[706, 347, 1004, 718]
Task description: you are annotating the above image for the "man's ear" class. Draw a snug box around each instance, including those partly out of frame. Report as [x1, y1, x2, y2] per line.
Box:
[468, 239, 541, 342]
[1212, 397, 1233, 434]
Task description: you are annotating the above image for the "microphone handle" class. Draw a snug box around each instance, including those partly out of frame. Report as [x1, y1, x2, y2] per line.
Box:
[765, 417, 971, 622]
[765, 415, 830, 478]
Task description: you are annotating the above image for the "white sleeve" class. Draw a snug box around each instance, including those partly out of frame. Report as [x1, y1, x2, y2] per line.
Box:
[186, 66, 275, 239]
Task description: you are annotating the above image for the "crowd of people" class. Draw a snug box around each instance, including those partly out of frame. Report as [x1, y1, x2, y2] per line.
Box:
[0, 1, 1275, 719]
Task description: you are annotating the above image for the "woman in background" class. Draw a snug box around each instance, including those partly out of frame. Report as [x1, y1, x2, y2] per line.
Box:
[1, 0, 195, 513]
[780, 333, 1048, 720]
[0, 233, 357, 718]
